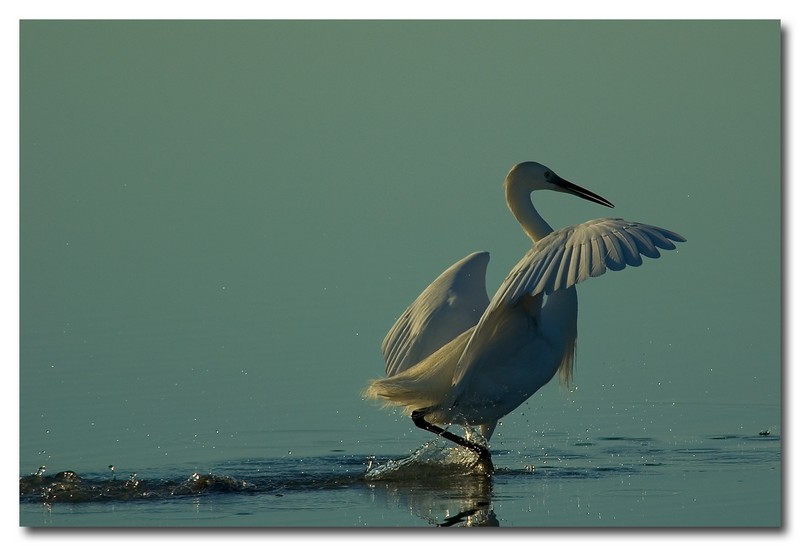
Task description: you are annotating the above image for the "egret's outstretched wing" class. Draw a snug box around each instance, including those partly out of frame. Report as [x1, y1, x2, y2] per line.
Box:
[382, 251, 491, 377]
[451, 219, 685, 387]
[493, 218, 686, 309]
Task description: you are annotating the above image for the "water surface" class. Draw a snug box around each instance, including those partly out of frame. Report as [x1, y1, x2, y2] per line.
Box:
[21, 402, 780, 527]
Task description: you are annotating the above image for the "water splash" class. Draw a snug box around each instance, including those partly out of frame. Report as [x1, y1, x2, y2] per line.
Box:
[365, 439, 492, 481]
[19, 469, 254, 504]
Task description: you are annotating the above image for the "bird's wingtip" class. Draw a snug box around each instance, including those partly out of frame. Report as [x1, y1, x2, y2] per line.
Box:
[668, 230, 687, 243]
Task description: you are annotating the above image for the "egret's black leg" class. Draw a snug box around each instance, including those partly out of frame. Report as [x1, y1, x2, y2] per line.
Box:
[411, 410, 493, 464]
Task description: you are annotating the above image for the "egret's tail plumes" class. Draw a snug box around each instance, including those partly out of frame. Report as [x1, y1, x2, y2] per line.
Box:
[364, 328, 473, 416]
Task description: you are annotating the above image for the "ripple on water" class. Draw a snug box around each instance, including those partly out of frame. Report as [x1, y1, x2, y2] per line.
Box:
[20, 432, 781, 505]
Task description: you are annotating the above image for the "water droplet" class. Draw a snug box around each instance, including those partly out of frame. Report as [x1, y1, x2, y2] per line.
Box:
[125, 473, 139, 488]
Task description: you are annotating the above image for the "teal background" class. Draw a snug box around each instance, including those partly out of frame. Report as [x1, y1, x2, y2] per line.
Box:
[19, 20, 780, 525]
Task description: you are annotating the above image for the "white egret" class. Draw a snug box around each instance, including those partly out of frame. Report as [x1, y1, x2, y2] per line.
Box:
[364, 161, 685, 464]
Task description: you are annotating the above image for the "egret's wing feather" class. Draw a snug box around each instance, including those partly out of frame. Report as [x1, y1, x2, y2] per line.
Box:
[382, 251, 491, 377]
[450, 218, 684, 387]
[497, 218, 685, 307]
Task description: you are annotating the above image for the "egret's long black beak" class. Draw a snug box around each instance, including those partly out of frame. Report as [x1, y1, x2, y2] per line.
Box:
[553, 175, 614, 208]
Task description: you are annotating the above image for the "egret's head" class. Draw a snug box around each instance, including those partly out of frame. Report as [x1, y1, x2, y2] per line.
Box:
[505, 162, 556, 192]
[505, 161, 614, 208]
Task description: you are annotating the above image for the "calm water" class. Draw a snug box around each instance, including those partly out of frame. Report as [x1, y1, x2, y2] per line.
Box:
[19, 21, 781, 528]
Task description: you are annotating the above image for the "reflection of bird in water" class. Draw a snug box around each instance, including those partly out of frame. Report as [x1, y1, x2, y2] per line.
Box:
[365, 162, 684, 466]
[437, 499, 498, 527]
[365, 454, 498, 527]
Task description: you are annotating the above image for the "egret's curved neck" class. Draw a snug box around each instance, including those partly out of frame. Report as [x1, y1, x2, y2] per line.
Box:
[505, 183, 554, 243]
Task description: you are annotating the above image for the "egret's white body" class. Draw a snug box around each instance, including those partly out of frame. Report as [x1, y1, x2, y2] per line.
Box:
[365, 162, 684, 455]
